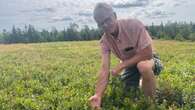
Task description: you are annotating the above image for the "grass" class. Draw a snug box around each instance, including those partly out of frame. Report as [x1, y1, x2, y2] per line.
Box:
[0, 40, 194, 110]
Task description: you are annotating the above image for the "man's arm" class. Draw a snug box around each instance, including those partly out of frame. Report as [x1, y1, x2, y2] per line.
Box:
[123, 44, 152, 68]
[111, 44, 152, 75]
[89, 52, 110, 109]
[95, 52, 110, 97]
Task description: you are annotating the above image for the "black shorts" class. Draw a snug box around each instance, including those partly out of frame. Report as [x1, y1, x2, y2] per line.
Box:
[119, 54, 163, 89]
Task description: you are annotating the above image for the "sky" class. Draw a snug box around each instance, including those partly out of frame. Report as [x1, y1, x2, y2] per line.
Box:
[0, 0, 195, 31]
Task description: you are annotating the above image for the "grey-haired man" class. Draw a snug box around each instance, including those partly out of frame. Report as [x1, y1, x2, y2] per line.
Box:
[89, 3, 163, 109]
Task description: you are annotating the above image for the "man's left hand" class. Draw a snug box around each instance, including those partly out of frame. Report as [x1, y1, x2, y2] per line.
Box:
[111, 63, 125, 77]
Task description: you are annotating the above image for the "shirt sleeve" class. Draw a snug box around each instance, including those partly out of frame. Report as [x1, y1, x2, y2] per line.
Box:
[136, 24, 152, 52]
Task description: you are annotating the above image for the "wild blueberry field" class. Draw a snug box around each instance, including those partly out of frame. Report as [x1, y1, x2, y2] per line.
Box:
[0, 40, 194, 110]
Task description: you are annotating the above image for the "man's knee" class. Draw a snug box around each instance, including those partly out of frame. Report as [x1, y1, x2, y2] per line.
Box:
[137, 60, 154, 80]
[137, 60, 153, 73]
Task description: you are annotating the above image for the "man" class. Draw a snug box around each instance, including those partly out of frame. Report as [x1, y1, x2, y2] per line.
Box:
[89, 2, 163, 109]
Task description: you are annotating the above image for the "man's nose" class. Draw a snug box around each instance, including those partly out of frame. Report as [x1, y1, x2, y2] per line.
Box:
[102, 23, 109, 29]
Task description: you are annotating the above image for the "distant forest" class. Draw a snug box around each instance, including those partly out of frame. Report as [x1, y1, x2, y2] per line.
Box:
[0, 21, 195, 44]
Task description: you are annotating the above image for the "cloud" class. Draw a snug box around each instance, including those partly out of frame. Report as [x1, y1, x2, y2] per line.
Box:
[75, 17, 95, 28]
[144, 9, 175, 19]
[21, 7, 56, 14]
[49, 16, 73, 23]
[153, 2, 165, 7]
[112, 0, 149, 8]
[78, 12, 92, 17]
[173, 0, 188, 7]
[173, 3, 181, 7]
[2, 0, 194, 30]
[35, 7, 56, 13]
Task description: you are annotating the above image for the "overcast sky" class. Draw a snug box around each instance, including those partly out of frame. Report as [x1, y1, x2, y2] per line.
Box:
[0, 0, 195, 31]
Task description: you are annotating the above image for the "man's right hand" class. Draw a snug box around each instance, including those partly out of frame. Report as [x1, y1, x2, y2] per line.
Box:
[88, 94, 102, 109]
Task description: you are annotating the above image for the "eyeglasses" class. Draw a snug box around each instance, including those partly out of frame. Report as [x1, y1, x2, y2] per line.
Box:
[97, 15, 114, 28]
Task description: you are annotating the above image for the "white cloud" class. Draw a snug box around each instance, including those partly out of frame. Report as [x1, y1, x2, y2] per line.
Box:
[49, 16, 73, 23]
[0, 0, 194, 30]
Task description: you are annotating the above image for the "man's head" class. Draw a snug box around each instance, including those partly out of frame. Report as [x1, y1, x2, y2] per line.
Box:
[93, 3, 117, 34]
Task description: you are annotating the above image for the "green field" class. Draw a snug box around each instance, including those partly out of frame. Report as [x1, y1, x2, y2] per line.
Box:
[0, 40, 194, 110]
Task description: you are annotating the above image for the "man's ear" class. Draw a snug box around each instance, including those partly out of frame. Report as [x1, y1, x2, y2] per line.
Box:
[113, 12, 117, 19]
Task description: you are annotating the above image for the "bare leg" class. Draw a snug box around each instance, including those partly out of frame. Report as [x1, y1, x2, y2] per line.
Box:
[137, 60, 156, 98]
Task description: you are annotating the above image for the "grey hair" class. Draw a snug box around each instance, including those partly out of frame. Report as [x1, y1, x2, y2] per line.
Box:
[93, 3, 114, 20]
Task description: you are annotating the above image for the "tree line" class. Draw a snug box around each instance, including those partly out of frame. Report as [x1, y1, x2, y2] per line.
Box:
[0, 21, 195, 44]
[148, 21, 195, 41]
[0, 23, 102, 44]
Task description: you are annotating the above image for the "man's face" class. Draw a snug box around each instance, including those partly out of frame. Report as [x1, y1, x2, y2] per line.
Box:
[95, 14, 116, 34]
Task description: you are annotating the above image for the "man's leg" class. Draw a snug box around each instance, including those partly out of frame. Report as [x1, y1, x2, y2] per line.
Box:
[120, 65, 141, 97]
[137, 59, 156, 98]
